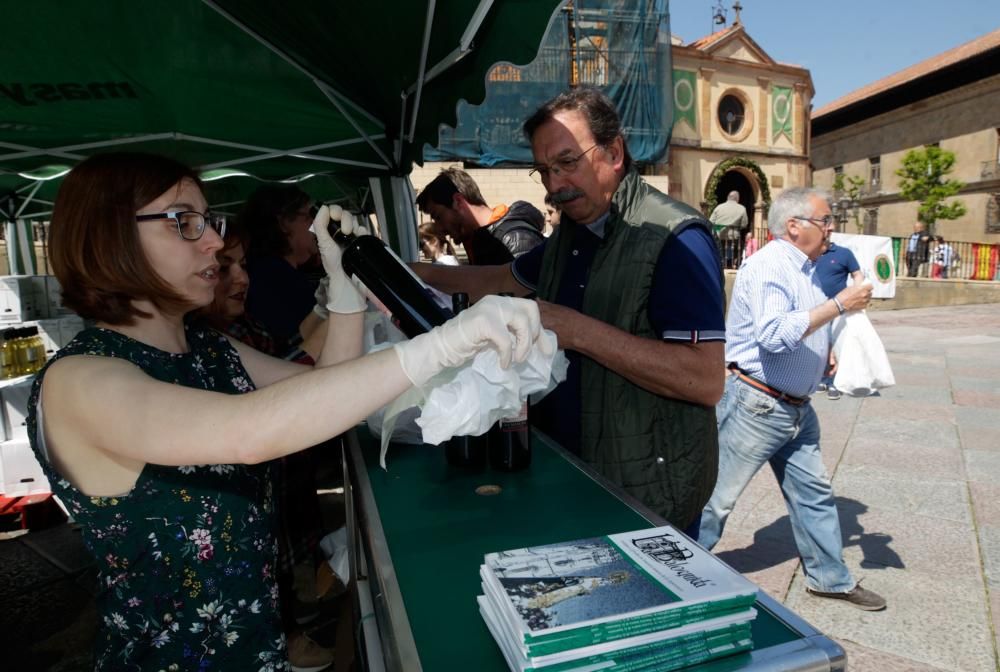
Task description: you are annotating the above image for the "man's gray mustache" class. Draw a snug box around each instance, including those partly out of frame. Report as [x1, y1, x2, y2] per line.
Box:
[549, 190, 584, 205]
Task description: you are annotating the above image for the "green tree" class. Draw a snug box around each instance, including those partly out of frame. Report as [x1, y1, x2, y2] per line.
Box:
[895, 146, 966, 233]
[831, 172, 865, 232]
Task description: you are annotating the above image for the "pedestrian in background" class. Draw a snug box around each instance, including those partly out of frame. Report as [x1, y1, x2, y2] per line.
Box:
[931, 235, 954, 279]
[709, 190, 748, 269]
[698, 186, 886, 612]
[905, 221, 931, 277]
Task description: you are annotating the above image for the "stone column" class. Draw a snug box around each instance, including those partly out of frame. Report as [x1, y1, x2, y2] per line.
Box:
[793, 83, 808, 154]
[757, 77, 770, 148]
[699, 68, 715, 140]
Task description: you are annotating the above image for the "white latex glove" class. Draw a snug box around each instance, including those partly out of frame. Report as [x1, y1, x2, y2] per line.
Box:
[392, 295, 544, 387]
[312, 204, 368, 314]
[312, 276, 331, 320]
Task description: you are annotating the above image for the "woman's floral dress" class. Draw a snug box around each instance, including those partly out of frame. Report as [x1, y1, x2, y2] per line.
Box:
[27, 326, 290, 671]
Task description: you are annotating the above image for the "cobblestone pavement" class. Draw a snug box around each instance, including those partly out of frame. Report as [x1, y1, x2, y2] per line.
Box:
[715, 303, 1000, 672]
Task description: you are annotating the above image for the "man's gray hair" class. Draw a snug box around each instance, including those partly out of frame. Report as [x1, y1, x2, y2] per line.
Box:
[727, 190, 739, 202]
[768, 187, 831, 237]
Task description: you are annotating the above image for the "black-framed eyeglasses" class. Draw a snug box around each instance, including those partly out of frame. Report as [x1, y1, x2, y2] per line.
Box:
[135, 210, 227, 241]
[528, 145, 600, 184]
[793, 215, 835, 229]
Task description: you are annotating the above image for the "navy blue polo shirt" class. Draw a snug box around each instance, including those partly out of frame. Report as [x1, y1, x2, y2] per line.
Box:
[512, 219, 725, 453]
[815, 242, 861, 299]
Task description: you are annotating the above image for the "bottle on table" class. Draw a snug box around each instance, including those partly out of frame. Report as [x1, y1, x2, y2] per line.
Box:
[11, 326, 45, 375]
[487, 293, 532, 472]
[0, 329, 17, 379]
[444, 292, 488, 470]
[330, 211, 453, 338]
[12, 328, 32, 376]
[24, 326, 47, 373]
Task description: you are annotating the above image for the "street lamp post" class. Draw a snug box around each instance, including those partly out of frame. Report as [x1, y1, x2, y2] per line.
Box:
[831, 195, 860, 233]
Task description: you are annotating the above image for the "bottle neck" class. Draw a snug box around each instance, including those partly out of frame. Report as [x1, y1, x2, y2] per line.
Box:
[332, 228, 356, 245]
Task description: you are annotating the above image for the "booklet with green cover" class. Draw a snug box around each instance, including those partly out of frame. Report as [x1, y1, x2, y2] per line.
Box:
[481, 525, 758, 655]
[479, 593, 754, 672]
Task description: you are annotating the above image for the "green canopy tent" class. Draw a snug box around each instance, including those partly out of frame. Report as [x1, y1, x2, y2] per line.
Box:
[0, 0, 563, 260]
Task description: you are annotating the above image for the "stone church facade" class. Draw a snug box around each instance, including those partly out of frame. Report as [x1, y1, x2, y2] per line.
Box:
[662, 21, 813, 232]
[411, 16, 812, 240]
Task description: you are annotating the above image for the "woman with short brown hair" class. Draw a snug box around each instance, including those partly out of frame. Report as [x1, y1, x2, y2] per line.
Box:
[29, 152, 543, 670]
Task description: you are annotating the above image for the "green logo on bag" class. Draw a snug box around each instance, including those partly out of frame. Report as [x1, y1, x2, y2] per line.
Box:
[874, 254, 892, 283]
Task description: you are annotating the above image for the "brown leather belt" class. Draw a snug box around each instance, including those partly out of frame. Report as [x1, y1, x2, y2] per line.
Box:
[728, 364, 809, 406]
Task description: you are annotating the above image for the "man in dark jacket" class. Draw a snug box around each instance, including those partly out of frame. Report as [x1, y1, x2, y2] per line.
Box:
[416, 167, 544, 265]
[413, 88, 725, 530]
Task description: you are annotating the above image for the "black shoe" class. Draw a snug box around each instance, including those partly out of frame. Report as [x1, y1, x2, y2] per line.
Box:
[806, 583, 886, 611]
[816, 383, 828, 392]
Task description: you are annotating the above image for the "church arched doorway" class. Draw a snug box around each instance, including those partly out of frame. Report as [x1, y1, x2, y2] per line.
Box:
[714, 170, 755, 228]
[704, 157, 771, 269]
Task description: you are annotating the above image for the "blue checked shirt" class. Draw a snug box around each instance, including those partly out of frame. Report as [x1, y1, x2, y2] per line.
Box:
[725, 238, 831, 398]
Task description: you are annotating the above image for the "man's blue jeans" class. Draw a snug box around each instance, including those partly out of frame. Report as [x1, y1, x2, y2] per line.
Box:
[698, 375, 855, 593]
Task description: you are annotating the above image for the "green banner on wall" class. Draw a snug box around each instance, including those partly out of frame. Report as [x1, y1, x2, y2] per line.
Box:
[772, 85, 793, 142]
[673, 69, 697, 131]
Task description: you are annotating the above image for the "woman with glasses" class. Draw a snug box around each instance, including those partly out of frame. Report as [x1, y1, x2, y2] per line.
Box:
[27, 152, 544, 671]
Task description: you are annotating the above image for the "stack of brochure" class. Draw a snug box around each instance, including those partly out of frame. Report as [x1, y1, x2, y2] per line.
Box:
[478, 525, 759, 672]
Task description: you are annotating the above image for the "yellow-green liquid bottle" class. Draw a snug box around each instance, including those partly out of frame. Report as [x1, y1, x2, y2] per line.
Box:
[12, 328, 31, 376]
[0, 329, 17, 380]
[23, 326, 46, 374]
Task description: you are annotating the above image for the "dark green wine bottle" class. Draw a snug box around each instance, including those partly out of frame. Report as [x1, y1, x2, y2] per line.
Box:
[444, 292, 488, 469]
[332, 226, 453, 337]
[487, 293, 531, 472]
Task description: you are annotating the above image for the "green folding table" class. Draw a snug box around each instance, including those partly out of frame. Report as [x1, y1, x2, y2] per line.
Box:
[343, 429, 846, 671]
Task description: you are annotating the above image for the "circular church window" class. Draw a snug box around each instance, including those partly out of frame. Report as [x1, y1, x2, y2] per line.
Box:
[717, 94, 745, 136]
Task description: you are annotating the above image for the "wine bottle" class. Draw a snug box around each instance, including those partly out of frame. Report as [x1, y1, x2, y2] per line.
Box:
[488, 293, 532, 472]
[331, 224, 453, 338]
[489, 400, 531, 472]
[444, 292, 488, 469]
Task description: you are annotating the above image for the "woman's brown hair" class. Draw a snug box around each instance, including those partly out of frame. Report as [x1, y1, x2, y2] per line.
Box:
[49, 152, 202, 324]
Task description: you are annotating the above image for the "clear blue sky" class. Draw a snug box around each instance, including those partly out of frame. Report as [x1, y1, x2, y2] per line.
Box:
[667, 0, 1000, 109]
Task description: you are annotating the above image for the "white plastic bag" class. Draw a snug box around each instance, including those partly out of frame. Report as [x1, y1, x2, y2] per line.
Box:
[362, 310, 426, 445]
[319, 526, 350, 586]
[831, 311, 895, 397]
[376, 330, 568, 469]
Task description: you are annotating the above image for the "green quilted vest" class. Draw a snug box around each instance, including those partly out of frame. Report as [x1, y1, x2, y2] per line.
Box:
[536, 170, 721, 528]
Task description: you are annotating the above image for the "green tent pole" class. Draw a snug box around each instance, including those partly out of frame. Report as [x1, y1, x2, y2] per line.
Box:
[370, 175, 419, 262]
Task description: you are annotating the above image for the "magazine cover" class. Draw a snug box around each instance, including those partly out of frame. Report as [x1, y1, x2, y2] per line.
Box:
[482, 525, 758, 649]
[480, 566, 754, 657]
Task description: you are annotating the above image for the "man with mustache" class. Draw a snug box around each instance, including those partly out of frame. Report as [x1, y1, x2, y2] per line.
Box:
[413, 87, 725, 530]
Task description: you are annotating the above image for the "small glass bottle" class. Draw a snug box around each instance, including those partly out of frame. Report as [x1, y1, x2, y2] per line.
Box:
[23, 326, 46, 373]
[12, 328, 32, 376]
[444, 293, 488, 469]
[0, 329, 17, 380]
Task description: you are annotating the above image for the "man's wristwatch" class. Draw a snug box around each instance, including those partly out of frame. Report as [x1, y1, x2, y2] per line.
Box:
[833, 297, 846, 315]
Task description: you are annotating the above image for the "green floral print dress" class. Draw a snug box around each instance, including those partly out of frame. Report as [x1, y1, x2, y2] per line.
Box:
[27, 326, 290, 671]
